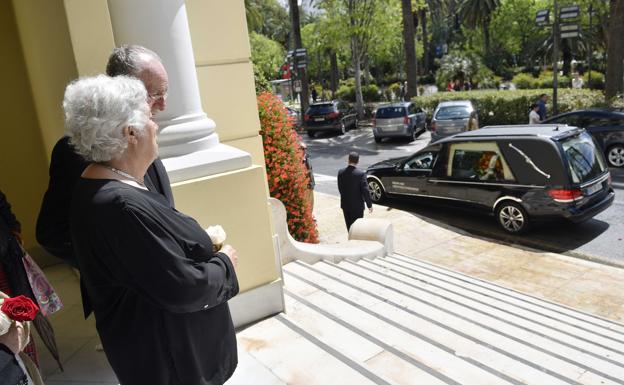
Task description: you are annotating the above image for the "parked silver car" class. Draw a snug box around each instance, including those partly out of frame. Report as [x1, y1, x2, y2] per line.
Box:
[373, 102, 427, 143]
[430, 100, 478, 142]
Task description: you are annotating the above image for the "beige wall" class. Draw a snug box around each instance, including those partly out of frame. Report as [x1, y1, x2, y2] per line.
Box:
[0, 1, 63, 257]
[12, 0, 78, 159]
[172, 166, 277, 292]
[186, 0, 263, 146]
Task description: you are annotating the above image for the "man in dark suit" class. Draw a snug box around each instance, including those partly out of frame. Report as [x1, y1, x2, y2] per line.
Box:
[36, 45, 174, 268]
[337, 152, 373, 231]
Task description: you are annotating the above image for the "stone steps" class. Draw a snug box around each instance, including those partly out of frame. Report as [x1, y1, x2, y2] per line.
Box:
[236, 255, 624, 385]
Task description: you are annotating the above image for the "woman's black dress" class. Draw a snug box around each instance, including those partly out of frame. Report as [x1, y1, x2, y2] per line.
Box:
[70, 178, 239, 385]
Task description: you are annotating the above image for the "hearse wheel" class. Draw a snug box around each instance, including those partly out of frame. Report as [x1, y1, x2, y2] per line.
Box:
[368, 178, 385, 203]
[496, 201, 529, 234]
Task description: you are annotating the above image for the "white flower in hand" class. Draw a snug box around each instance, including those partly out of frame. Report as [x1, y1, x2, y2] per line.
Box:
[206, 225, 227, 252]
[0, 300, 11, 336]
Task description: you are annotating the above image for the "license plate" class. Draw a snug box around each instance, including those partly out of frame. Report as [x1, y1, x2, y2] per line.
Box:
[585, 182, 602, 196]
[314, 117, 325, 122]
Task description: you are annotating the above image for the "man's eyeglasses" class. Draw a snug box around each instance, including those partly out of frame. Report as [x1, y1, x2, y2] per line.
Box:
[147, 91, 168, 102]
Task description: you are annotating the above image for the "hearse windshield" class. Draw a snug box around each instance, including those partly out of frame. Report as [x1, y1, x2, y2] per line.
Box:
[561, 132, 606, 184]
[435, 106, 470, 120]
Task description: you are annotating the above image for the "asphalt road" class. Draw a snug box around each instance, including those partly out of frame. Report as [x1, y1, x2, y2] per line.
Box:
[302, 123, 624, 267]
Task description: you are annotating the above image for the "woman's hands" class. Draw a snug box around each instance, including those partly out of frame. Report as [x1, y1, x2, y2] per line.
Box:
[219, 245, 238, 270]
[0, 322, 25, 354]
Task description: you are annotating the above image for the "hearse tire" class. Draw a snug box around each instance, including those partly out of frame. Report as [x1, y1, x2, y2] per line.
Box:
[496, 201, 529, 234]
[368, 178, 385, 203]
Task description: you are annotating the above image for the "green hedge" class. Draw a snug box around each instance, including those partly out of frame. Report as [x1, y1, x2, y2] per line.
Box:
[512, 70, 605, 90]
[411, 89, 606, 126]
[336, 83, 381, 102]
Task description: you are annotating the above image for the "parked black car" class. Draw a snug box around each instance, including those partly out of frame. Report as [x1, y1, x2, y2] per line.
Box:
[542, 109, 624, 168]
[373, 102, 427, 143]
[366, 125, 614, 233]
[304, 101, 357, 137]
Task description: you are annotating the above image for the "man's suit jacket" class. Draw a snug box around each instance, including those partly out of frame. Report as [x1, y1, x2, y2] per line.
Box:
[337, 165, 372, 213]
[36, 136, 174, 268]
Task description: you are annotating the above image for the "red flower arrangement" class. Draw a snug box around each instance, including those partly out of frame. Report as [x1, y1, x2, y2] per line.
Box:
[257, 92, 319, 243]
[1, 295, 39, 322]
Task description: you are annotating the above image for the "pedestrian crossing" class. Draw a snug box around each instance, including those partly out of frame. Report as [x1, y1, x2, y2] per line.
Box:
[237, 254, 624, 385]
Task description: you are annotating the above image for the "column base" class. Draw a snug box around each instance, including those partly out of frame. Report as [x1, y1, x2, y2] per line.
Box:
[229, 279, 285, 329]
[161, 142, 252, 183]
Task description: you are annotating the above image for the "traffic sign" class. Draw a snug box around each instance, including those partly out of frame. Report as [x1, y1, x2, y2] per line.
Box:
[560, 5, 579, 20]
[560, 23, 580, 39]
[294, 80, 302, 92]
[535, 9, 549, 25]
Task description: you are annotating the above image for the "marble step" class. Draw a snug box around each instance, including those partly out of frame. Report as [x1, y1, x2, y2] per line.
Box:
[275, 256, 624, 385]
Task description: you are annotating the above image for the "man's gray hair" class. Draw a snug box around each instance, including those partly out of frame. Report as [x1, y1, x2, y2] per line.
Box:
[64, 75, 149, 162]
[106, 45, 162, 77]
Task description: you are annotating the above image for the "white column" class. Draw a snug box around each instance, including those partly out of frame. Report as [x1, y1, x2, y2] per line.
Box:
[107, 0, 250, 182]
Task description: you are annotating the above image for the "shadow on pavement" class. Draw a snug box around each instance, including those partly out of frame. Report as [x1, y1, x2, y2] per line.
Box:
[379, 196, 610, 256]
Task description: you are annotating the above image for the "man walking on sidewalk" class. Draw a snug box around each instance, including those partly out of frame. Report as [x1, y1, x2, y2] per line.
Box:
[337, 152, 373, 231]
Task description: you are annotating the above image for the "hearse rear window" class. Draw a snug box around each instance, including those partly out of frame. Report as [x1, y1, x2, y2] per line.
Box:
[447, 142, 515, 182]
[561, 132, 606, 184]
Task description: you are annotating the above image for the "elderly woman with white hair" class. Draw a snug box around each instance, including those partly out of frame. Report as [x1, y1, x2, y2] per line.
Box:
[64, 75, 239, 385]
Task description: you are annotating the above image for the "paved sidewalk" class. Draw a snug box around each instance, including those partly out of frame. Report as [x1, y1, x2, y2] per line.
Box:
[34, 191, 624, 384]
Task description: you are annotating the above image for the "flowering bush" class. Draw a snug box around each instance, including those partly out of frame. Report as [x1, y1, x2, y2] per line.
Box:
[257, 92, 319, 243]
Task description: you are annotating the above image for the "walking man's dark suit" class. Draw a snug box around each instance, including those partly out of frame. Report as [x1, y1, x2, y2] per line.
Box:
[337, 152, 373, 231]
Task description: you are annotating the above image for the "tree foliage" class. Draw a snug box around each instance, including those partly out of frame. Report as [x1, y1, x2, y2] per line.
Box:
[249, 32, 285, 82]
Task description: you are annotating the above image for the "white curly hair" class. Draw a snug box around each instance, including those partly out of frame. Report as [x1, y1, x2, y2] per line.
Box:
[63, 75, 149, 162]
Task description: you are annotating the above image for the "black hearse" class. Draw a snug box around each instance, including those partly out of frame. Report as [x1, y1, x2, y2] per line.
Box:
[366, 125, 614, 233]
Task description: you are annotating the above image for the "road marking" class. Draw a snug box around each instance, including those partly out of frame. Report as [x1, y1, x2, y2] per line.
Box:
[314, 173, 337, 182]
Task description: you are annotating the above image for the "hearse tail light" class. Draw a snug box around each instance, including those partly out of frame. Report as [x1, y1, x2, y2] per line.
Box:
[372, 117, 376, 127]
[430, 122, 437, 132]
[304, 114, 310, 121]
[548, 188, 582, 202]
[608, 173, 612, 186]
[404, 116, 410, 125]
[327, 111, 339, 119]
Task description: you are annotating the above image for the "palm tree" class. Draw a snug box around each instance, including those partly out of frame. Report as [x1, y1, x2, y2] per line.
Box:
[606, 0, 624, 99]
[458, 0, 501, 57]
[401, 0, 418, 98]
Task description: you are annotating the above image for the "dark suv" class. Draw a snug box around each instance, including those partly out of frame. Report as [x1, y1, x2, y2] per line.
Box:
[542, 109, 624, 168]
[366, 125, 614, 233]
[304, 101, 357, 137]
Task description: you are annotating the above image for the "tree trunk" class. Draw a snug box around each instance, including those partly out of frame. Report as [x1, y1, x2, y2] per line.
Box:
[329, 50, 338, 99]
[606, 0, 624, 99]
[401, 0, 418, 99]
[363, 56, 371, 86]
[562, 39, 572, 76]
[352, 37, 364, 119]
[420, 8, 429, 74]
[289, 0, 309, 112]
[482, 20, 491, 58]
